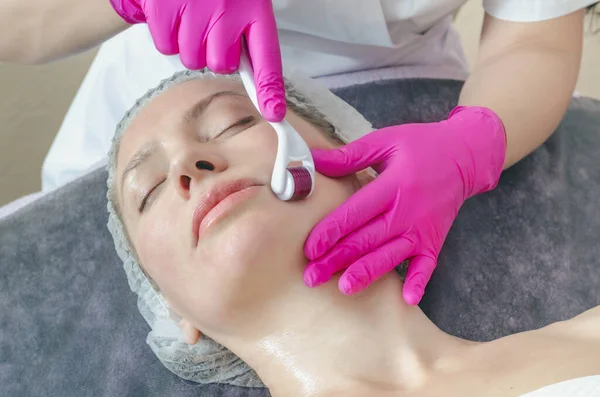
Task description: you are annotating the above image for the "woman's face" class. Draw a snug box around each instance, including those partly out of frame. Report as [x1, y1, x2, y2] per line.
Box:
[115, 77, 365, 338]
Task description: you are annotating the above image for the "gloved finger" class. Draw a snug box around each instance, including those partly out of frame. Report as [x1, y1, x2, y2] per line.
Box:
[338, 236, 415, 295]
[145, 6, 180, 55]
[402, 255, 437, 305]
[178, 13, 208, 70]
[303, 213, 413, 288]
[245, 13, 286, 122]
[310, 129, 395, 177]
[206, 15, 243, 73]
[304, 173, 397, 260]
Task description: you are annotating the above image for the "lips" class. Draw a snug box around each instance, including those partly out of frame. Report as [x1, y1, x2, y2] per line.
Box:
[192, 178, 262, 245]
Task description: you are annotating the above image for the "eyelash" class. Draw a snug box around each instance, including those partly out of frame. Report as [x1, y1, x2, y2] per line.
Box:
[216, 115, 255, 138]
[138, 116, 256, 213]
[139, 180, 164, 213]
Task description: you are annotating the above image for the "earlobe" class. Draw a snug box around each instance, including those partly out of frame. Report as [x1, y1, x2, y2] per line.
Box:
[178, 319, 202, 345]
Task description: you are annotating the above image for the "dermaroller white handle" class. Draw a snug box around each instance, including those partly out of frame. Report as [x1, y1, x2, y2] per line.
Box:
[238, 39, 315, 200]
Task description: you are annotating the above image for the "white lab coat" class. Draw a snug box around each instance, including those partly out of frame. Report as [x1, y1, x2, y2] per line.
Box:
[41, 0, 597, 191]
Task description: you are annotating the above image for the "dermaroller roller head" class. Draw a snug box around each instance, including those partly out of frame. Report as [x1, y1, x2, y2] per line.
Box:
[238, 39, 315, 201]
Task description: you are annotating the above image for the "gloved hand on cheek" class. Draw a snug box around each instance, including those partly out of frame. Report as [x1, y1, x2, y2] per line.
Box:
[303, 106, 507, 305]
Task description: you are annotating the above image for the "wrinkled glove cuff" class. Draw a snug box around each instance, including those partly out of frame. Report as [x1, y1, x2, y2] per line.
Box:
[448, 105, 507, 197]
[109, 0, 146, 24]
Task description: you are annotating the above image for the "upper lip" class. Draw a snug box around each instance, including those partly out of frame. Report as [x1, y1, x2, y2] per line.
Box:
[192, 178, 261, 245]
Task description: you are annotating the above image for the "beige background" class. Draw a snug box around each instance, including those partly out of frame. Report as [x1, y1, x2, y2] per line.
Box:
[0, 1, 599, 206]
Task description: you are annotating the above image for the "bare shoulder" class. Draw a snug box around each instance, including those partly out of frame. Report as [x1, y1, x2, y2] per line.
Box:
[546, 305, 600, 341]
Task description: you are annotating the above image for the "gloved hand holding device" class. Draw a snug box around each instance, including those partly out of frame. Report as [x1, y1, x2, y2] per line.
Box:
[109, 0, 286, 121]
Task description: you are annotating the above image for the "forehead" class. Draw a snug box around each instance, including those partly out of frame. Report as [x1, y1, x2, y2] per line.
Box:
[115, 78, 245, 179]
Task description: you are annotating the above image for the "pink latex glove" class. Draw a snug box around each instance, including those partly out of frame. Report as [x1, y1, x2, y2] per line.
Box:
[109, 0, 286, 121]
[303, 106, 507, 305]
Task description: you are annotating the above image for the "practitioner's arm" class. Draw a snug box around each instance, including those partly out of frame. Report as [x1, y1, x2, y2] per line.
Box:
[459, 10, 584, 168]
[0, 0, 128, 64]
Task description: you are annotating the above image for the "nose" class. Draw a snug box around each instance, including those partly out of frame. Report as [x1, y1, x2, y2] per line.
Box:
[170, 150, 227, 199]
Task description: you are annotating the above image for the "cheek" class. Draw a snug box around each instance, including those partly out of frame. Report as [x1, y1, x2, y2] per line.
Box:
[133, 194, 199, 294]
[227, 124, 279, 167]
[135, 214, 181, 285]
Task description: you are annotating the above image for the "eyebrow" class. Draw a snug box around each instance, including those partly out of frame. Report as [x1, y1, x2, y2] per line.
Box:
[183, 90, 246, 124]
[119, 90, 248, 201]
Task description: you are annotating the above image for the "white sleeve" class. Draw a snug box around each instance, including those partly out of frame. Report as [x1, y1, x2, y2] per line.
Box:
[41, 25, 185, 191]
[483, 0, 598, 22]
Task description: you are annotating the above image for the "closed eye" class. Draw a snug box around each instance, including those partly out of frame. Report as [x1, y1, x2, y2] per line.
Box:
[231, 115, 255, 128]
[139, 179, 165, 213]
[216, 116, 256, 139]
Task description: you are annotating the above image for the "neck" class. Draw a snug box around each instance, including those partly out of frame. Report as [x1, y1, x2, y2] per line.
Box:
[224, 274, 474, 397]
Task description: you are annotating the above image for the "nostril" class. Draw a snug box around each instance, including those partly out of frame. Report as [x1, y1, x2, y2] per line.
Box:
[180, 175, 191, 190]
[196, 160, 215, 171]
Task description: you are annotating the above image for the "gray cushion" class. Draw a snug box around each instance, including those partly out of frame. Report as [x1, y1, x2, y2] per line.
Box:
[1, 78, 599, 397]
